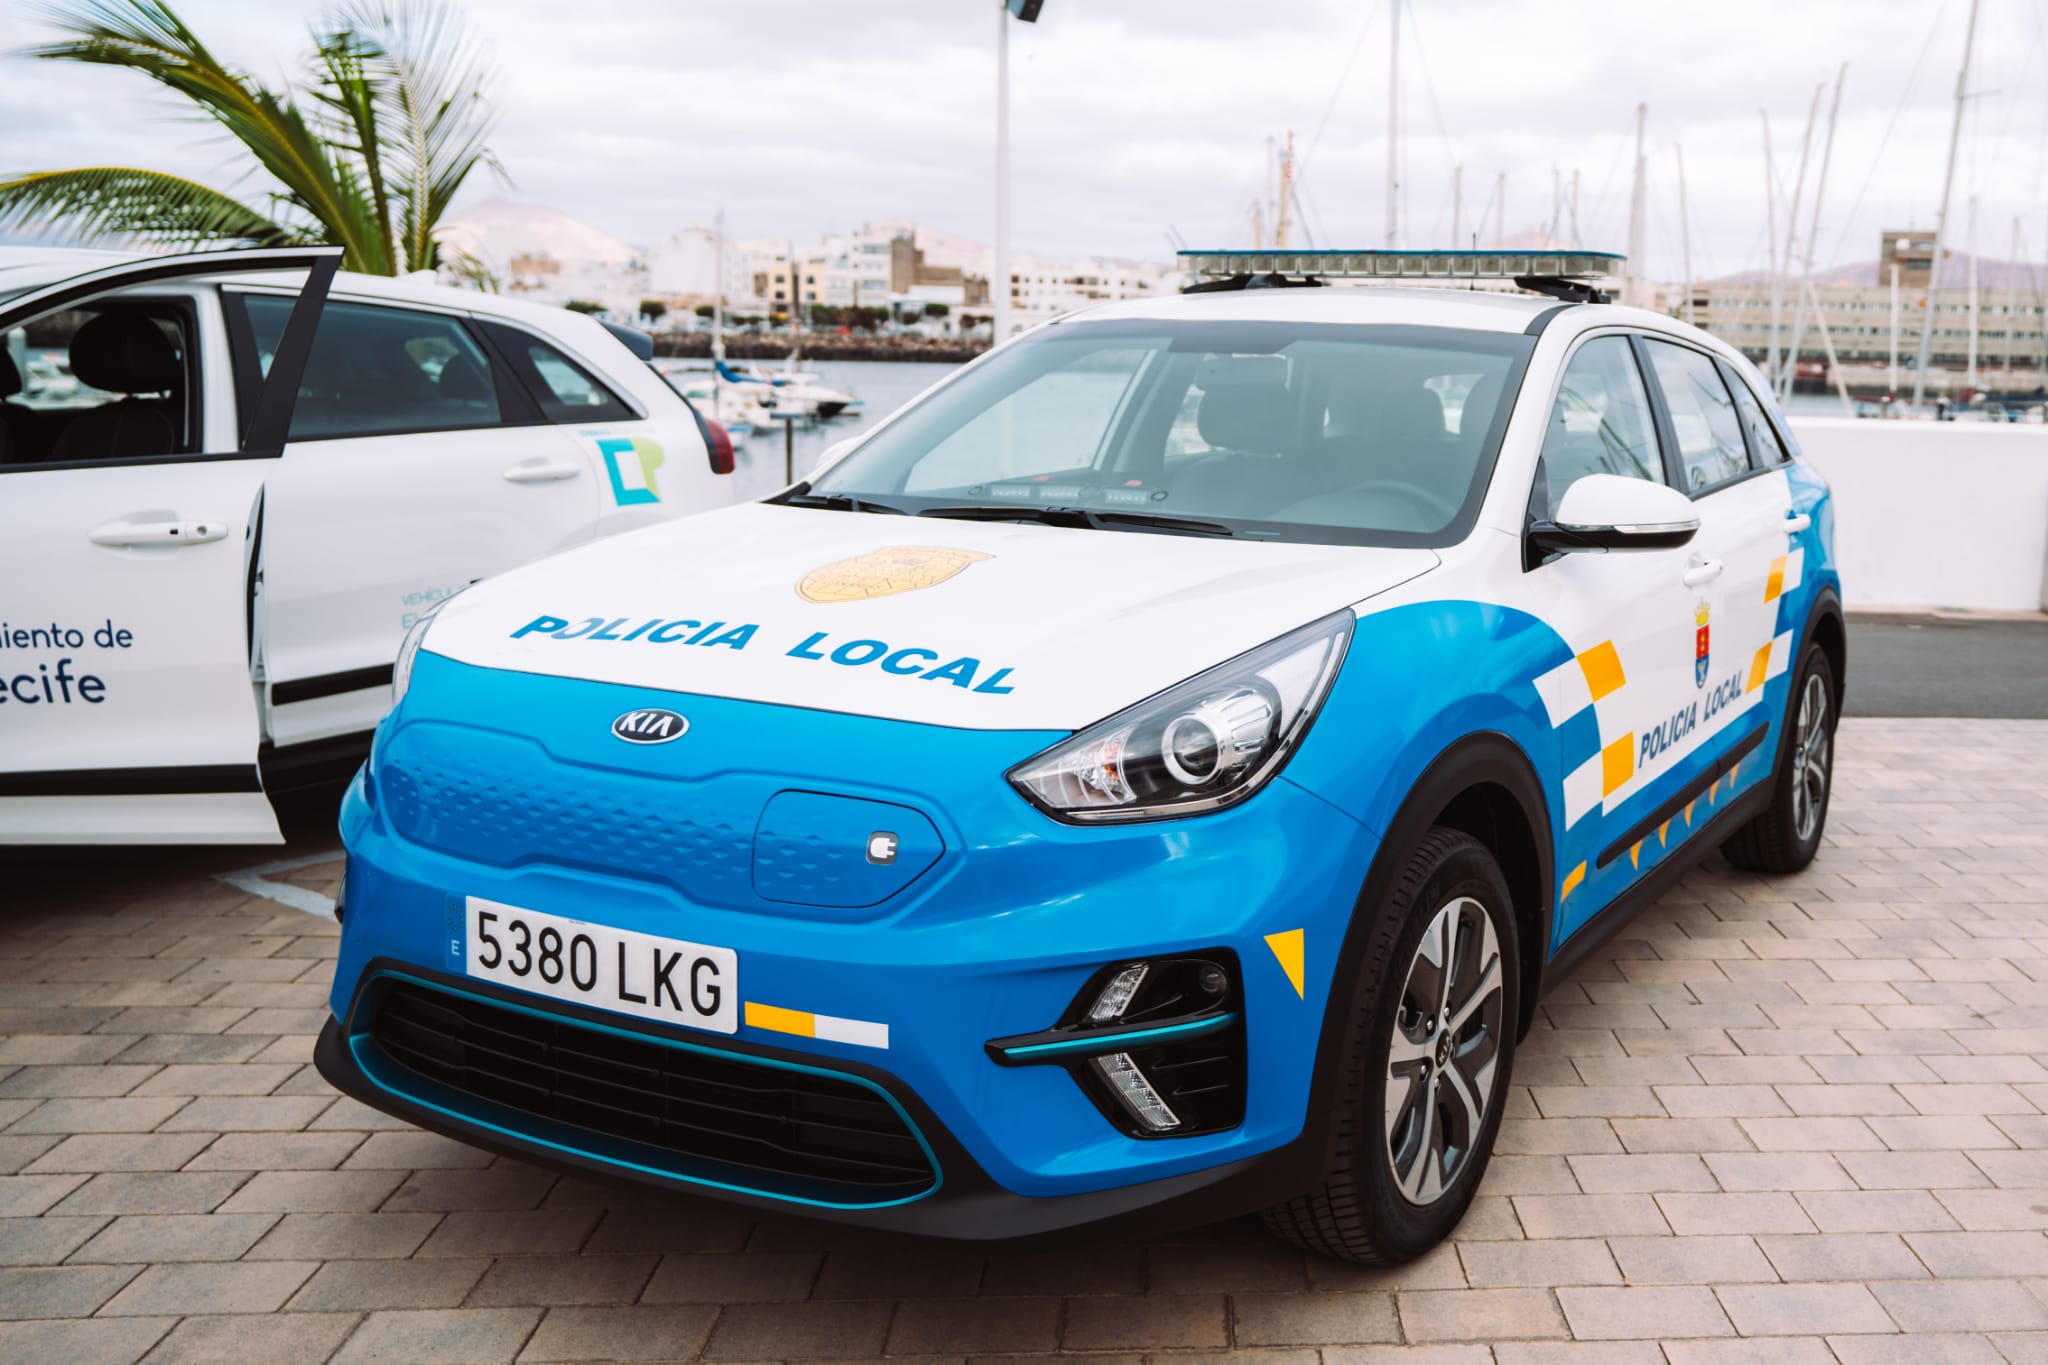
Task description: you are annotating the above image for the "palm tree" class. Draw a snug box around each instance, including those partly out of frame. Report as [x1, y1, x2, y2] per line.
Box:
[0, 0, 501, 275]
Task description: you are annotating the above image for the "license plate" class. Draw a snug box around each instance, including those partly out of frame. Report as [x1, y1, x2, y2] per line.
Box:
[463, 896, 738, 1035]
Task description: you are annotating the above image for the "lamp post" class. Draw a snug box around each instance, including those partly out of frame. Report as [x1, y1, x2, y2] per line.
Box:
[995, 0, 1043, 346]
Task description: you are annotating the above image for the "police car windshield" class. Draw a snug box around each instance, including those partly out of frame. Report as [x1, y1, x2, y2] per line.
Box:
[805, 318, 1535, 548]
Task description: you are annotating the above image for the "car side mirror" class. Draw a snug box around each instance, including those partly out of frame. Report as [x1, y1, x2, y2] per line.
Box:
[1528, 473, 1699, 555]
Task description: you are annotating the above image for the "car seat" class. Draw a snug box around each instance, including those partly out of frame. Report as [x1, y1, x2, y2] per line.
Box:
[49, 313, 183, 461]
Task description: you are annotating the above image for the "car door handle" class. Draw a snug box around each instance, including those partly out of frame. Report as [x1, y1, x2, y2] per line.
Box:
[502, 461, 583, 483]
[1783, 512, 1812, 533]
[1682, 559, 1724, 587]
[89, 518, 228, 548]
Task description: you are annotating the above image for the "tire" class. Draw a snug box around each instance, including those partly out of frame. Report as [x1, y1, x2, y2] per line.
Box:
[1263, 826, 1520, 1264]
[1721, 640, 1838, 874]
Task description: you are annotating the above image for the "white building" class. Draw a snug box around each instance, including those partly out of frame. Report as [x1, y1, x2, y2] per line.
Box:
[646, 226, 754, 311]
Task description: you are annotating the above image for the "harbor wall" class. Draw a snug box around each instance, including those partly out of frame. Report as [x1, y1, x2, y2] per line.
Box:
[1790, 418, 2048, 614]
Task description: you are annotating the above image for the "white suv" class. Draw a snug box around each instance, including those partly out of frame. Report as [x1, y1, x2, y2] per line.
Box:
[0, 246, 777, 844]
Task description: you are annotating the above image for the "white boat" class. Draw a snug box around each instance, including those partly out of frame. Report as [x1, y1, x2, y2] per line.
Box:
[653, 363, 757, 443]
[714, 359, 858, 420]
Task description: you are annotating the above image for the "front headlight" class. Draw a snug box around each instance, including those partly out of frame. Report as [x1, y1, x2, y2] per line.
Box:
[391, 589, 466, 705]
[1008, 610, 1353, 823]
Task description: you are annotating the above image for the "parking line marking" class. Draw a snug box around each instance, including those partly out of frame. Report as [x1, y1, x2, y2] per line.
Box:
[216, 850, 343, 921]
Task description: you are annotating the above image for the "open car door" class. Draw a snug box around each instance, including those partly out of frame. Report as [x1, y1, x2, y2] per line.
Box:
[0, 247, 338, 844]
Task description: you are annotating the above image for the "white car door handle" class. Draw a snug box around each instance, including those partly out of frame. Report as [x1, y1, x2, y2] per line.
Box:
[89, 518, 227, 548]
[503, 461, 583, 483]
[1682, 559, 1724, 587]
[1784, 512, 1812, 533]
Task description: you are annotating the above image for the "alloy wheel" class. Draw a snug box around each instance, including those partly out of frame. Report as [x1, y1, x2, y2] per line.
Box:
[1791, 671, 1831, 843]
[1385, 896, 1504, 1205]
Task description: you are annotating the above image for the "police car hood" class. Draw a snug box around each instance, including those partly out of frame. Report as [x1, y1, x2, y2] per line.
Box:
[422, 502, 1439, 731]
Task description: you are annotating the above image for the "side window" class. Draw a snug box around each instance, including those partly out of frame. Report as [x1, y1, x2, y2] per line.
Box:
[1720, 363, 1792, 468]
[1532, 335, 1662, 520]
[1, 301, 196, 466]
[477, 322, 633, 424]
[236, 294, 501, 440]
[487, 325, 630, 421]
[1643, 340, 1748, 492]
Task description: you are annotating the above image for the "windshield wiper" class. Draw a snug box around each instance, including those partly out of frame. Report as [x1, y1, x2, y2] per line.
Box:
[915, 505, 1239, 538]
[774, 487, 912, 516]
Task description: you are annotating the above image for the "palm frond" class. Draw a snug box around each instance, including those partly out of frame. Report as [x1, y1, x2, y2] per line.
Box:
[27, 0, 392, 272]
[307, 22, 395, 272]
[332, 0, 503, 272]
[0, 166, 302, 248]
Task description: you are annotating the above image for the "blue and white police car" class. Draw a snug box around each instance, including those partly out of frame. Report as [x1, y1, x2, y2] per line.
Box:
[319, 249, 1843, 1262]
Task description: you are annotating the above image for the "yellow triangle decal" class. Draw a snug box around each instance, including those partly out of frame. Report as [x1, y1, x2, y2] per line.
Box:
[1264, 929, 1305, 999]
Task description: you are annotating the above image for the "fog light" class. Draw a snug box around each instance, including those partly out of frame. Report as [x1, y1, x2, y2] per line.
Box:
[1087, 963, 1148, 1022]
[987, 952, 1246, 1138]
[1092, 1051, 1181, 1131]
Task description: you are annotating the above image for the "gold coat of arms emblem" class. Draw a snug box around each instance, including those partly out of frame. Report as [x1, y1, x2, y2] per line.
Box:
[797, 546, 992, 603]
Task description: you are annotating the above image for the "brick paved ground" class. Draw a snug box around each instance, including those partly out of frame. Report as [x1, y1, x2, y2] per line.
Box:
[1, 717, 2046, 1363]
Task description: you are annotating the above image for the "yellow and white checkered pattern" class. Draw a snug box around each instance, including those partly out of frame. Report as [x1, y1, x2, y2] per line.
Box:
[1532, 640, 1635, 829]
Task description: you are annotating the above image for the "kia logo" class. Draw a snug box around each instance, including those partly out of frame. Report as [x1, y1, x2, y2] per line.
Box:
[611, 708, 689, 744]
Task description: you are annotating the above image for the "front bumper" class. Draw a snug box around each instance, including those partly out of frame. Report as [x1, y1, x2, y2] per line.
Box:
[314, 966, 1313, 1241]
[327, 654, 1381, 1235]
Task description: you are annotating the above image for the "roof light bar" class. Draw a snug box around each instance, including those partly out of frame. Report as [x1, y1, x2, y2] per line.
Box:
[1177, 248, 1626, 281]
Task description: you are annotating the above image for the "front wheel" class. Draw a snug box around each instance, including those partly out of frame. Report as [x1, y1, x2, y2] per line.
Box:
[1263, 827, 1519, 1264]
[1722, 641, 1837, 874]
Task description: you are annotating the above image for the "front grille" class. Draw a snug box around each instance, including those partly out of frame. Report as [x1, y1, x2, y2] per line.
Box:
[363, 979, 936, 1205]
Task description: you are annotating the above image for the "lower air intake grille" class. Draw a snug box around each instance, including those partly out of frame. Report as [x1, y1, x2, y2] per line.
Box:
[364, 979, 936, 1205]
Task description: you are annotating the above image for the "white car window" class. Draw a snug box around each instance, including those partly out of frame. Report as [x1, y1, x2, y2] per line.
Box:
[238, 295, 501, 441]
[2, 302, 195, 466]
[1534, 335, 1663, 519]
[476, 322, 634, 425]
[1724, 368, 1791, 468]
[1644, 340, 1748, 492]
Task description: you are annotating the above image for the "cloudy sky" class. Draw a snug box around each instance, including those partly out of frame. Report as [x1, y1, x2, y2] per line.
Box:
[4, 0, 2046, 278]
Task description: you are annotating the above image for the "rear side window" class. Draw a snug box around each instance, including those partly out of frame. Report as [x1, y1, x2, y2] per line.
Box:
[477, 322, 633, 424]
[236, 295, 501, 440]
[1643, 340, 1748, 492]
[1721, 364, 1792, 468]
[1531, 335, 1663, 520]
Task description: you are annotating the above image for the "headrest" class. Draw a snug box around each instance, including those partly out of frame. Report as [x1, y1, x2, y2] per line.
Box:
[437, 353, 491, 403]
[0, 350, 18, 399]
[67, 313, 180, 395]
[1458, 373, 1505, 440]
[1195, 376, 1296, 453]
[1378, 386, 1446, 446]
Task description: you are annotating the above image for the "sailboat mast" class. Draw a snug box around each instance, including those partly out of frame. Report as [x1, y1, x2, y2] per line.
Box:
[712, 209, 726, 366]
[1626, 103, 1646, 306]
[1773, 85, 1821, 399]
[2008, 215, 2021, 380]
[1783, 68, 1845, 400]
[1911, 0, 1982, 408]
[1495, 172, 1505, 248]
[1451, 165, 1463, 249]
[1967, 195, 1979, 393]
[1676, 145, 1693, 325]
[1386, 1, 1399, 248]
[1275, 132, 1294, 249]
[1762, 110, 1781, 391]
[1890, 261, 1902, 398]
